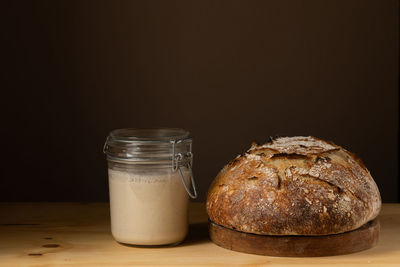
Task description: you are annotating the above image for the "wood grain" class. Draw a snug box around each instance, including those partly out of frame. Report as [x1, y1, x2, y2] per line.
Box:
[0, 203, 399, 266]
[209, 219, 379, 257]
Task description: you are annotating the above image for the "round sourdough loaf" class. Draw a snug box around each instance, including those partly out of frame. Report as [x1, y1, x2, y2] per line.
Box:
[206, 136, 381, 236]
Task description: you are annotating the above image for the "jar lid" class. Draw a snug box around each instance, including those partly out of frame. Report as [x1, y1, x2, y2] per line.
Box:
[103, 128, 192, 163]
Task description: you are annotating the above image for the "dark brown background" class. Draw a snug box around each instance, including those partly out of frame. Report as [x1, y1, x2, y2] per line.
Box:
[1, 0, 398, 202]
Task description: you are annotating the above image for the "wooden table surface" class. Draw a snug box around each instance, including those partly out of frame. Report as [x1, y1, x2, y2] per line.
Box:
[0, 203, 399, 267]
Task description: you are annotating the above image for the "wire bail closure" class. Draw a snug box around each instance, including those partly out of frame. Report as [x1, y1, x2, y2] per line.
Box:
[171, 140, 198, 199]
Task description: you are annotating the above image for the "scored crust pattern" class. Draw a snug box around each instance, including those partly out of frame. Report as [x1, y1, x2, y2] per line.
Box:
[206, 136, 381, 236]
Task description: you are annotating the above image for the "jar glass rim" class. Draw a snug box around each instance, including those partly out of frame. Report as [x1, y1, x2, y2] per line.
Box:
[104, 128, 192, 162]
[109, 128, 190, 142]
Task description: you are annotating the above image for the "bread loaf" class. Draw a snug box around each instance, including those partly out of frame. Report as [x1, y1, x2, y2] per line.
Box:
[206, 136, 381, 236]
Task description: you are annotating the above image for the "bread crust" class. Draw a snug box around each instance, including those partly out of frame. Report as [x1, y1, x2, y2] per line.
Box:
[206, 136, 381, 236]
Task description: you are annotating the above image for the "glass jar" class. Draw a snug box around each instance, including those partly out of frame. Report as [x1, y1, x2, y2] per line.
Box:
[103, 128, 197, 246]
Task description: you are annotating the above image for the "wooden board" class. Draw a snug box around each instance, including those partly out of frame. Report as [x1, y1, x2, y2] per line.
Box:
[0, 203, 399, 266]
[209, 219, 380, 257]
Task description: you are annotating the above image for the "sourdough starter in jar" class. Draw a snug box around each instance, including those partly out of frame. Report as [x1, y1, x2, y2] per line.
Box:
[108, 168, 190, 245]
[104, 128, 197, 246]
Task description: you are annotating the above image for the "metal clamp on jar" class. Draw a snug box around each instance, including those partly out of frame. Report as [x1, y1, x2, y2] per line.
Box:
[103, 128, 197, 246]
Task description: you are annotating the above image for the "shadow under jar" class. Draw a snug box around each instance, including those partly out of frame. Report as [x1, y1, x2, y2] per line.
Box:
[103, 128, 197, 246]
